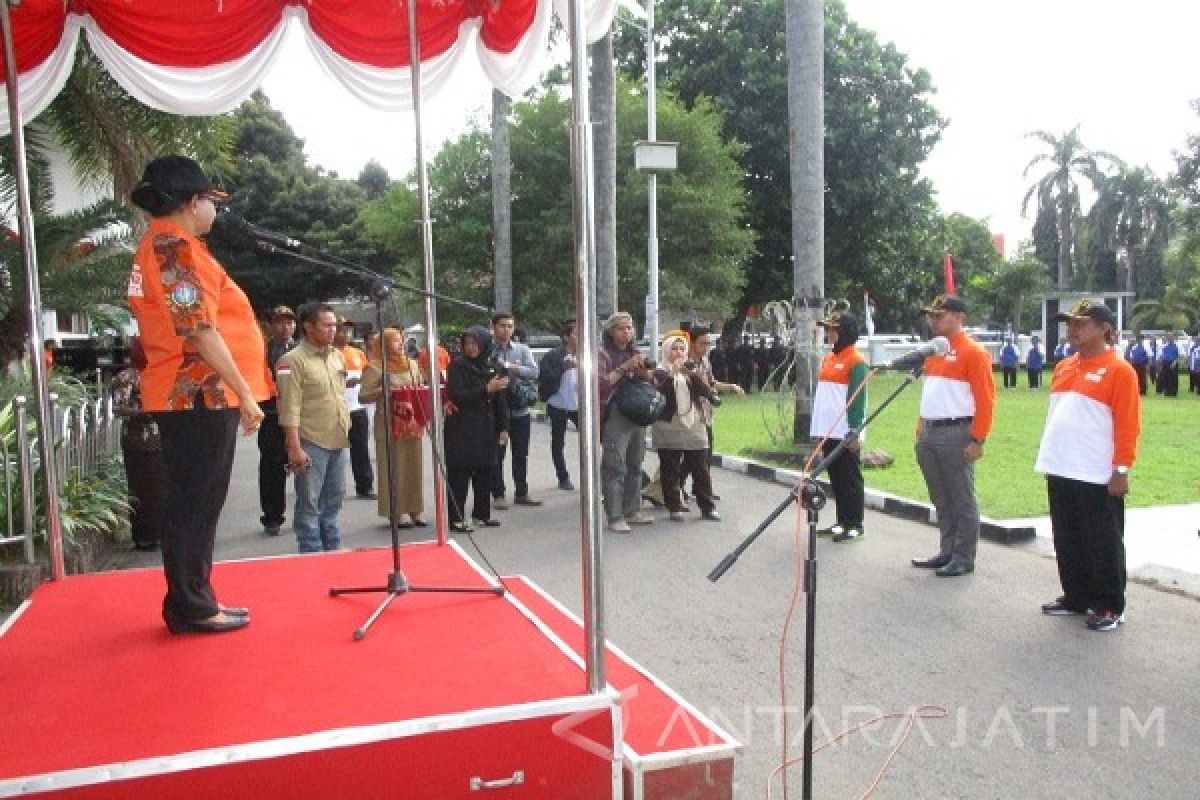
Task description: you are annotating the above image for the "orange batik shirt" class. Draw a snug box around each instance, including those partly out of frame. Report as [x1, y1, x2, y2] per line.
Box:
[127, 218, 270, 412]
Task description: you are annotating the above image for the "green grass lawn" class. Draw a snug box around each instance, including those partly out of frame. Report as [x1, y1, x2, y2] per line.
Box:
[711, 374, 1200, 520]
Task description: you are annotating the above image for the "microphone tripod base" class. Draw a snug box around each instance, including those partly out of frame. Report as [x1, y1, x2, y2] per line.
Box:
[330, 571, 506, 641]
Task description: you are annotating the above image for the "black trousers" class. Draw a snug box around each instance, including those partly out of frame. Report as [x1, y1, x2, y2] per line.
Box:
[1046, 475, 1126, 615]
[493, 413, 532, 498]
[658, 448, 715, 513]
[548, 405, 579, 482]
[1026, 367, 1041, 389]
[152, 406, 239, 623]
[257, 402, 287, 528]
[120, 416, 167, 549]
[822, 437, 864, 530]
[1002, 366, 1018, 388]
[1132, 364, 1148, 395]
[448, 465, 493, 524]
[1190, 370, 1200, 393]
[348, 408, 374, 495]
[1159, 364, 1179, 396]
[681, 424, 715, 492]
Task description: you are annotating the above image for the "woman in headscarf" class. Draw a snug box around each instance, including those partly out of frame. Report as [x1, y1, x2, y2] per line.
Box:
[359, 327, 427, 527]
[652, 331, 720, 522]
[127, 155, 268, 634]
[443, 326, 510, 532]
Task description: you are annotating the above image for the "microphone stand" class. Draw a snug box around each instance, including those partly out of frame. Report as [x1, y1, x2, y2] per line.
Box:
[707, 366, 924, 800]
[255, 241, 504, 640]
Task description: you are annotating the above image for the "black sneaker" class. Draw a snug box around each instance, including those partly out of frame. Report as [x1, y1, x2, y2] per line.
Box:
[1040, 598, 1087, 616]
[1086, 610, 1125, 632]
[816, 525, 842, 538]
[832, 528, 863, 542]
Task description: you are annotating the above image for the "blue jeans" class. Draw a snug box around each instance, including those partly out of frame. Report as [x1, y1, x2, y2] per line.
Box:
[293, 440, 347, 553]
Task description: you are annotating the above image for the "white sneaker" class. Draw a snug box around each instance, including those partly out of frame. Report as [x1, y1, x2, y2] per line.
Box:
[626, 512, 655, 525]
[609, 519, 632, 533]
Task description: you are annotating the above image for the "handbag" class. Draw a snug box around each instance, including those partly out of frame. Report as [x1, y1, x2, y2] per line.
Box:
[507, 378, 539, 411]
[612, 375, 667, 427]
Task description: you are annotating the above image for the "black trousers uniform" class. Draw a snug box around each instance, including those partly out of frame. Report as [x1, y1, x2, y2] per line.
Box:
[547, 405, 579, 483]
[493, 413, 532, 499]
[153, 406, 239, 623]
[257, 398, 287, 528]
[448, 466, 493, 524]
[822, 437, 865, 531]
[348, 408, 374, 495]
[1046, 475, 1126, 616]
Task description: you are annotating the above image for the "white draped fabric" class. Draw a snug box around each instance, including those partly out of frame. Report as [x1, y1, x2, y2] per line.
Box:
[0, 0, 616, 135]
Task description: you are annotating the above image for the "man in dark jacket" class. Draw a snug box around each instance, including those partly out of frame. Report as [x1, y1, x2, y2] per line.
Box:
[258, 305, 295, 536]
[538, 319, 580, 490]
[444, 326, 510, 532]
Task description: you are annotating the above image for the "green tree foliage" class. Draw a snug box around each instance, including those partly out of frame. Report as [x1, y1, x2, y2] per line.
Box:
[359, 77, 754, 330]
[615, 0, 945, 315]
[1086, 164, 1170, 296]
[967, 250, 1051, 333]
[207, 93, 393, 315]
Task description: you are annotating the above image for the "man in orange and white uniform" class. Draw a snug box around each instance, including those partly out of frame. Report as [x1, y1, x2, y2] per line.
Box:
[909, 294, 995, 577]
[1035, 300, 1140, 632]
[335, 319, 375, 500]
[811, 310, 869, 541]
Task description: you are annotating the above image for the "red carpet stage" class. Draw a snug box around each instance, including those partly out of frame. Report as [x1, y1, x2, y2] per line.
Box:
[0, 543, 736, 799]
[0, 544, 620, 798]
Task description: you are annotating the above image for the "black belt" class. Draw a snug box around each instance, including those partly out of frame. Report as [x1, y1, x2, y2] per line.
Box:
[924, 416, 973, 428]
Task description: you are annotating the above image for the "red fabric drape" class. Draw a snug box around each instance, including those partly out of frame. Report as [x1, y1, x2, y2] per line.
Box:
[1, 0, 539, 79]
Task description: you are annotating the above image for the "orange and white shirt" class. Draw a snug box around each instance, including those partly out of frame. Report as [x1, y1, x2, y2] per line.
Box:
[337, 344, 368, 412]
[127, 218, 270, 412]
[1035, 349, 1140, 485]
[918, 331, 995, 441]
[810, 346, 868, 440]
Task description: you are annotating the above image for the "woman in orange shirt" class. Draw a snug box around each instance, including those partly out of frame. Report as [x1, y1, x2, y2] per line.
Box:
[128, 156, 267, 635]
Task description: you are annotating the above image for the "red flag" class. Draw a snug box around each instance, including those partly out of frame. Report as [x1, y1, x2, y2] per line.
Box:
[943, 252, 957, 296]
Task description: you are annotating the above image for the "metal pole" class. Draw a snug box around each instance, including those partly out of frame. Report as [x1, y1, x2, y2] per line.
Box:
[2, 0, 65, 580]
[566, 0, 606, 694]
[645, 0, 660, 357]
[406, 0, 450, 545]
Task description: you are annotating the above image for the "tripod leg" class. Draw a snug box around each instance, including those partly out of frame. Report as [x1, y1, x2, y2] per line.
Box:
[354, 591, 401, 641]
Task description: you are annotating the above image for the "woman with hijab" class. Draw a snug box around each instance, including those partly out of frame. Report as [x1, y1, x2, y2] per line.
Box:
[359, 327, 427, 528]
[652, 331, 720, 522]
[811, 310, 868, 542]
[443, 326, 510, 532]
[127, 155, 268, 634]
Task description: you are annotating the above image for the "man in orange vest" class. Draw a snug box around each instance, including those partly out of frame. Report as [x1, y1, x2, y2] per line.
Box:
[335, 319, 374, 499]
[1035, 300, 1140, 632]
[909, 295, 995, 577]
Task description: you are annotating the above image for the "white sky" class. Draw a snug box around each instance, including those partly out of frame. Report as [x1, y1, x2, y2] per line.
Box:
[262, 0, 1200, 257]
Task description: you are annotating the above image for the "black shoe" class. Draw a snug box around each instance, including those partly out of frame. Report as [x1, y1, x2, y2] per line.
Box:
[449, 521, 474, 533]
[832, 528, 864, 542]
[1041, 598, 1087, 616]
[357, 491, 377, 500]
[263, 525, 281, 537]
[911, 554, 952, 569]
[165, 613, 250, 635]
[473, 517, 502, 527]
[816, 525, 842, 538]
[514, 495, 543, 507]
[701, 510, 722, 521]
[935, 556, 974, 577]
[1086, 610, 1125, 632]
[132, 541, 159, 552]
[220, 606, 250, 617]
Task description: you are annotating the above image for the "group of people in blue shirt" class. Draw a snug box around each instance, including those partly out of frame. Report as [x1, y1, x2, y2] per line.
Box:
[999, 336, 1045, 389]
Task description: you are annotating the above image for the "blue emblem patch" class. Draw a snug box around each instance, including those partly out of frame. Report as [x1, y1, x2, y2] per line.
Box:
[169, 282, 200, 309]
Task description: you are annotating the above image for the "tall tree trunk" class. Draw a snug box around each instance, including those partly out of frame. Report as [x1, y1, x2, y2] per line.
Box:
[1056, 177, 1071, 288]
[491, 90, 513, 313]
[590, 32, 618, 319]
[787, 0, 824, 444]
[1124, 247, 1137, 296]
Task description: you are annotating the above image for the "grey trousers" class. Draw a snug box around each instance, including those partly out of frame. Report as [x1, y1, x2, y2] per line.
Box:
[601, 407, 647, 522]
[915, 423, 980, 564]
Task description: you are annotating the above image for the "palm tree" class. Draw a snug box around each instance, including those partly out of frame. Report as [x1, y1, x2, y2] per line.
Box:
[1131, 283, 1198, 331]
[1093, 164, 1170, 295]
[1022, 127, 1111, 288]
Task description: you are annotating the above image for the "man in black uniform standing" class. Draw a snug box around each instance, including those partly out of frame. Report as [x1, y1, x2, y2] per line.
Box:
[259, 305, 295, 536]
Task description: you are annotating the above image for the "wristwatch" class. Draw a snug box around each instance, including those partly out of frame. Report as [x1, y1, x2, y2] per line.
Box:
[1114, 466, 1130, 475]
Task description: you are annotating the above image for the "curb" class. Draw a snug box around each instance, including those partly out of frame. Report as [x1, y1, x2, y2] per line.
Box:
[530, 409, 1035, 545]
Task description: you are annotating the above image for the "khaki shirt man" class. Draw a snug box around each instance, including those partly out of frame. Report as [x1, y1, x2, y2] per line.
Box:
[276, 304, 351, 552]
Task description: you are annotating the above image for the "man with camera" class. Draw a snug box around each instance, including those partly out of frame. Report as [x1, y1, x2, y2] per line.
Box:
[490, 312, 542, 508]
[598, 312, 655, 533]
[538, 319, 580, 491]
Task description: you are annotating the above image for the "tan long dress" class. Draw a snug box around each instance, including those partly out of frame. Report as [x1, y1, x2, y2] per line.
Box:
[359, 361, 425, 518]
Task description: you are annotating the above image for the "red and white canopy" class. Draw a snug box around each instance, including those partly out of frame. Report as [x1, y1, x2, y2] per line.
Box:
[0, 0, 616, 134]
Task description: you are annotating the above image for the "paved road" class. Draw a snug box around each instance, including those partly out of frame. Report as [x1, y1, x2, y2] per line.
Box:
[108, 423, 1199, 799]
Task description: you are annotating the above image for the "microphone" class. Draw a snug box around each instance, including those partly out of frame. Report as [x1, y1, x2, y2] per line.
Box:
[882, 336, 950, 370]
[216, 209, 303, 250]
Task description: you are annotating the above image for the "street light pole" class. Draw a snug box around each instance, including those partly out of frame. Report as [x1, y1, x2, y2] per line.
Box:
[645, 0, 659, 356]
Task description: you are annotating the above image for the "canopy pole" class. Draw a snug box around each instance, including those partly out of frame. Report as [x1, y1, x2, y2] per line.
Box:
[566, 0, 606, 694]
[406, 0, 449, 545]
[1, 0, 66, 580]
